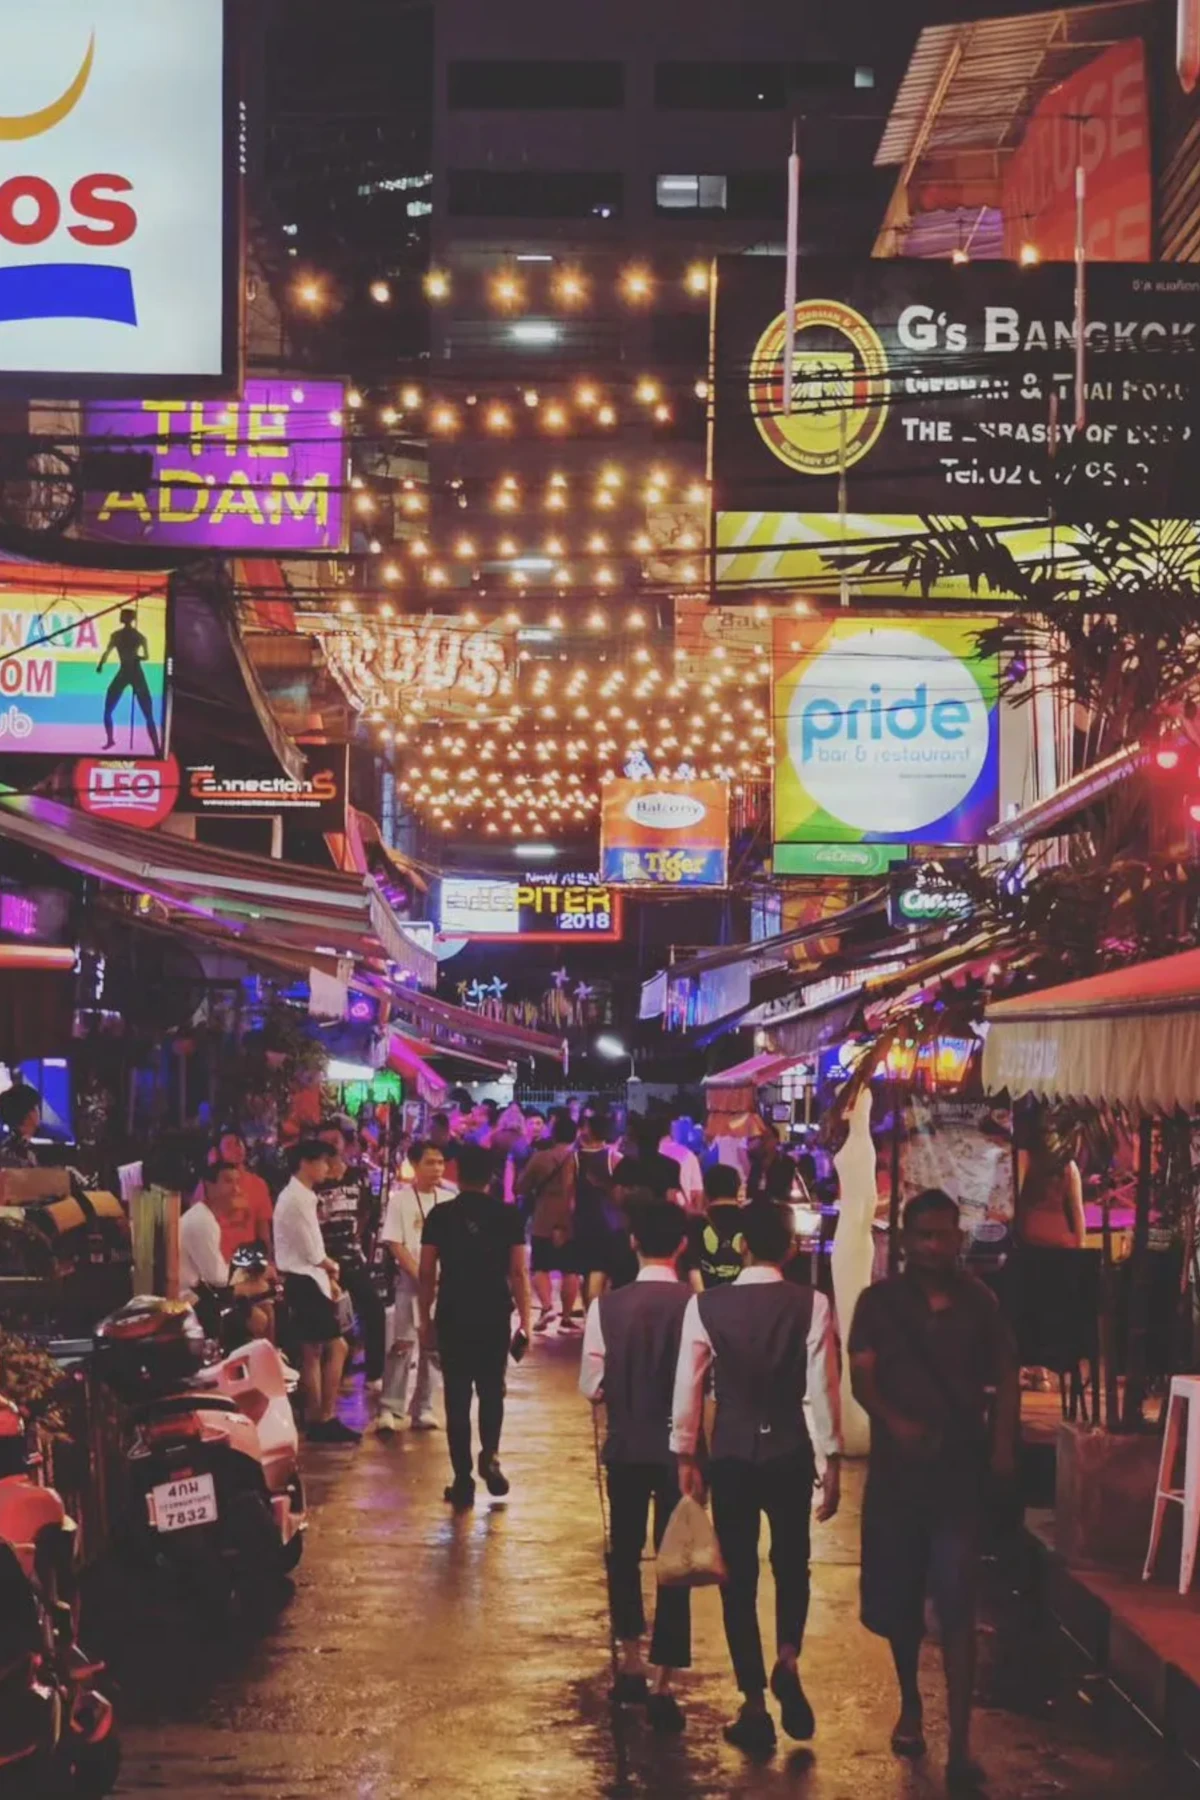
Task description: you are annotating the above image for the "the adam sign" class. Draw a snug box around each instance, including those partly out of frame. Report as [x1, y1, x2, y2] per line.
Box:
[0, 0, 229, 384]
[773, 617, 1000, 846]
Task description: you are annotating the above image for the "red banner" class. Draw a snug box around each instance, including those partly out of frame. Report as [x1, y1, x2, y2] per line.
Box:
[1002, 40, 1150, 263]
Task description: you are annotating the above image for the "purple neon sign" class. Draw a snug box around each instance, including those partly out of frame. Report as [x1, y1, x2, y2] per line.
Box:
[82, 381, 347, 552]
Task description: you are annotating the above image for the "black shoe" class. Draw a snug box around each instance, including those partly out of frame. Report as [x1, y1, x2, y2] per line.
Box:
[610, 1672, 648, 1706]
[307, 1418, 361, 1445]
[479, 1456, 510, 1498]
[558, 1314, 581, 1332]
[723, 1705, 776, 1756]
[770, 1662, 815, 1741]
[646, 1692, 686, 1735]
[946, 1756, 988, 1793]
[533, 1311, 554, 1334]
[444, 1477, 476, 1511]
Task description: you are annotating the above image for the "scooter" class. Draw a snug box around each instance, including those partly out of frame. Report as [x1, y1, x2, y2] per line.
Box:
[0, 1398, 119, 1796]
[94, 1296, 306, 1613]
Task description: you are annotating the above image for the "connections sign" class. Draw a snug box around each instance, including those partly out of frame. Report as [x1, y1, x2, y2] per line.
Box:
[82, 383, 347, 550]
[773, 616, 999, 846]
[601, 778, 729, 887]
[0, 0, 232, 387]
[714, 258, 1200, 517]
[0, 565, 168, 758]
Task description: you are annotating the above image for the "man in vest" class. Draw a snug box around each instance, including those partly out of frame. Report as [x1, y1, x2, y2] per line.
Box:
[579, 1201, 693, 1734]
[671, 1202, 842, 1756]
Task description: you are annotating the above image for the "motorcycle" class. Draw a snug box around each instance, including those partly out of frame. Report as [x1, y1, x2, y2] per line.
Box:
[94, 1296, 306, 1613]
[0, 1398, 119, 1796]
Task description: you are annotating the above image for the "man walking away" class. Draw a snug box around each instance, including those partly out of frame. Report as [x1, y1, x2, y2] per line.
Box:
[378, 1141, 456, 1434]
[580, 1202, 693, 1733]
[276, 1139, 361, 1445]
[685, 1163, 746, 1293]
[517, 1110, 580, 1332]
[849, 1189, 1018, 1794]
[420, 1141, 532, 1510]
[672, 1202, 842, 1756]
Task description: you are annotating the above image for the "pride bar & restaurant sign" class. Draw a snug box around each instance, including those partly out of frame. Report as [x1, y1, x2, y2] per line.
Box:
[773, 615, 999, 848]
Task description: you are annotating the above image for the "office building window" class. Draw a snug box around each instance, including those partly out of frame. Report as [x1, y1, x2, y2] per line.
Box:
[726, 171, 787, 218]
[448, 60, 624, 109]
[656, 174, 728, 213]
[656, 61, 868, 109]
[447, 170, 623, 219]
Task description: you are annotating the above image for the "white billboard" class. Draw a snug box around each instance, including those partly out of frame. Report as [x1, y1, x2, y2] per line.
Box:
[0, 0, 232, 387]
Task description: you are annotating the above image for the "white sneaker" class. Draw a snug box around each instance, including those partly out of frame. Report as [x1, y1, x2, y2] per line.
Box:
[375, 1410, 400, 1435]
[411, 1414, 440, 1431]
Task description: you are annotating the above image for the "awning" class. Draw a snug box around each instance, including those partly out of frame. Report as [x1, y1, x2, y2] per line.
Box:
[0, 788, 437, 991]
[769, 992, 865, 1058]
[985, 746, 1141, 845]
[983, 948, 1200, 1108]
[703, 1053, 798, 1089]
[384, 986, 567, 1070]
[873, 1, 1150, 257]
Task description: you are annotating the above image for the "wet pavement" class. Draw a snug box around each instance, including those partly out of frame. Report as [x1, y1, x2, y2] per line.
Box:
[89, 1332, 1200, 1800]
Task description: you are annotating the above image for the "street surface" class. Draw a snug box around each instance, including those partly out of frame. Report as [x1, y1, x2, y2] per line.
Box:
[90, 1335, 1199, 1800]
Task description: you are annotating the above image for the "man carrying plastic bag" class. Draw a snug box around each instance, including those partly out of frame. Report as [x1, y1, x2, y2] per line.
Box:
[580, 1199, 694, 1733]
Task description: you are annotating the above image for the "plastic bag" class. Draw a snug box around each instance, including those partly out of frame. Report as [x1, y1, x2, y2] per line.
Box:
[656, 1494, 726, 1588]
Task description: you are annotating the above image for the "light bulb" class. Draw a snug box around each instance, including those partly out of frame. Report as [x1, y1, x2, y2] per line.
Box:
[370, 279, 392, 304]
[424, 269, 450, 300]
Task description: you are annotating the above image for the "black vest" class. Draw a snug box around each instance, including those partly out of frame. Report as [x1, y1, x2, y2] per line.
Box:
[698, 1279, 815, 1464]
[598, 1277, 691, 1466]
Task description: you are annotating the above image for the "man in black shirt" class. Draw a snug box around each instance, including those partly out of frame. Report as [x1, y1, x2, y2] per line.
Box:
[420, 1141, 532, 1510]
[850, 1188, 1018, 1792]
[686, 1163, 746, 1291]
[612, 1114, 683, 1207]
[317, 1122, 386, 1388]
[746, 1124, 798, 1203]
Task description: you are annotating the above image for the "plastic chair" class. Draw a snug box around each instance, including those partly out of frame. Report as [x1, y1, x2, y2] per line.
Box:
[1143, 1374, 1200, 1594]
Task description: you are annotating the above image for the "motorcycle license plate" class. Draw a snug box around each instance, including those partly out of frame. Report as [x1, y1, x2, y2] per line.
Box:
[149, 1473, 219, 1533]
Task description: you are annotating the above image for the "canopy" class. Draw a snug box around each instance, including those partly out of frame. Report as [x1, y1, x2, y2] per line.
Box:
[983, 948, 1200, 1109]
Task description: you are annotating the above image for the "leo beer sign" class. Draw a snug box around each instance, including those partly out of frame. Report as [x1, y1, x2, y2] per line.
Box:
[74, 754, 179, 829]
[0, 0, 234, 389]
[601, 779, 729, 887]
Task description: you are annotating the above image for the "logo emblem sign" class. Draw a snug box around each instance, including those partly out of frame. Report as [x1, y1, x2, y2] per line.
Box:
[74, 755, 179, 830]
[749, 298, 890, 477]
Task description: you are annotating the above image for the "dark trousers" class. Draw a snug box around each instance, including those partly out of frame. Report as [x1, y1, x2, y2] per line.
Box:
[441, 1335, 508, 1483]
[710, 1450, 814, 1695]
[606, 1462, 691, 1669]
[341, 1262, 386, 1381]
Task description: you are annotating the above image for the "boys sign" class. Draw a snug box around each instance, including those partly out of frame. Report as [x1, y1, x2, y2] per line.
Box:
[773, 616, 999, 846]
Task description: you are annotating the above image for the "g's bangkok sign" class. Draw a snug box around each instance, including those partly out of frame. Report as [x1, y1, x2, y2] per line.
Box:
[0, 1, 232, 386]
[83, 383, 347, 550]
[773, 616, 1000, 849]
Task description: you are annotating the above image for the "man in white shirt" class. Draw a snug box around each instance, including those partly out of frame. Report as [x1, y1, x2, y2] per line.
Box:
[377, 1140, 456, 1434]
[179, 1162, 236, 1297]
[658, 1117, 705, 1212]
[276, 1139, 360, 1445]
[671, 1202, 842, 1757]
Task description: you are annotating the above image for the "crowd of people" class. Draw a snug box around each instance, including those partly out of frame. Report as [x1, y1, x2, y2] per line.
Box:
[26, 1084, 1012, 1790]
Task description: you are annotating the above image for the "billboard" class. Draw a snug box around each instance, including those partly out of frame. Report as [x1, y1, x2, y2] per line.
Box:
[318, 614, 517, 723]
[601, 778, 729, 887]
[0, 0, 234, 389]
[713, 258, 1200, 519]
[176, 746, 347, 829]
[0, 565, 168, 757]
[439, 873, 622, 942]
[1002, 42, 1150, 263]
[773, 615, 1000, 846]
[82, 383, 346, 550]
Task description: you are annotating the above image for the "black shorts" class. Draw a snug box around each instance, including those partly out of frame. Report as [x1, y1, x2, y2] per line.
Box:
[530, 1235, 581, 1276]
[860, 1464, 982, 1643]
[283, 1273, 343, 1345]
[576, 1230, 638, 1289]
